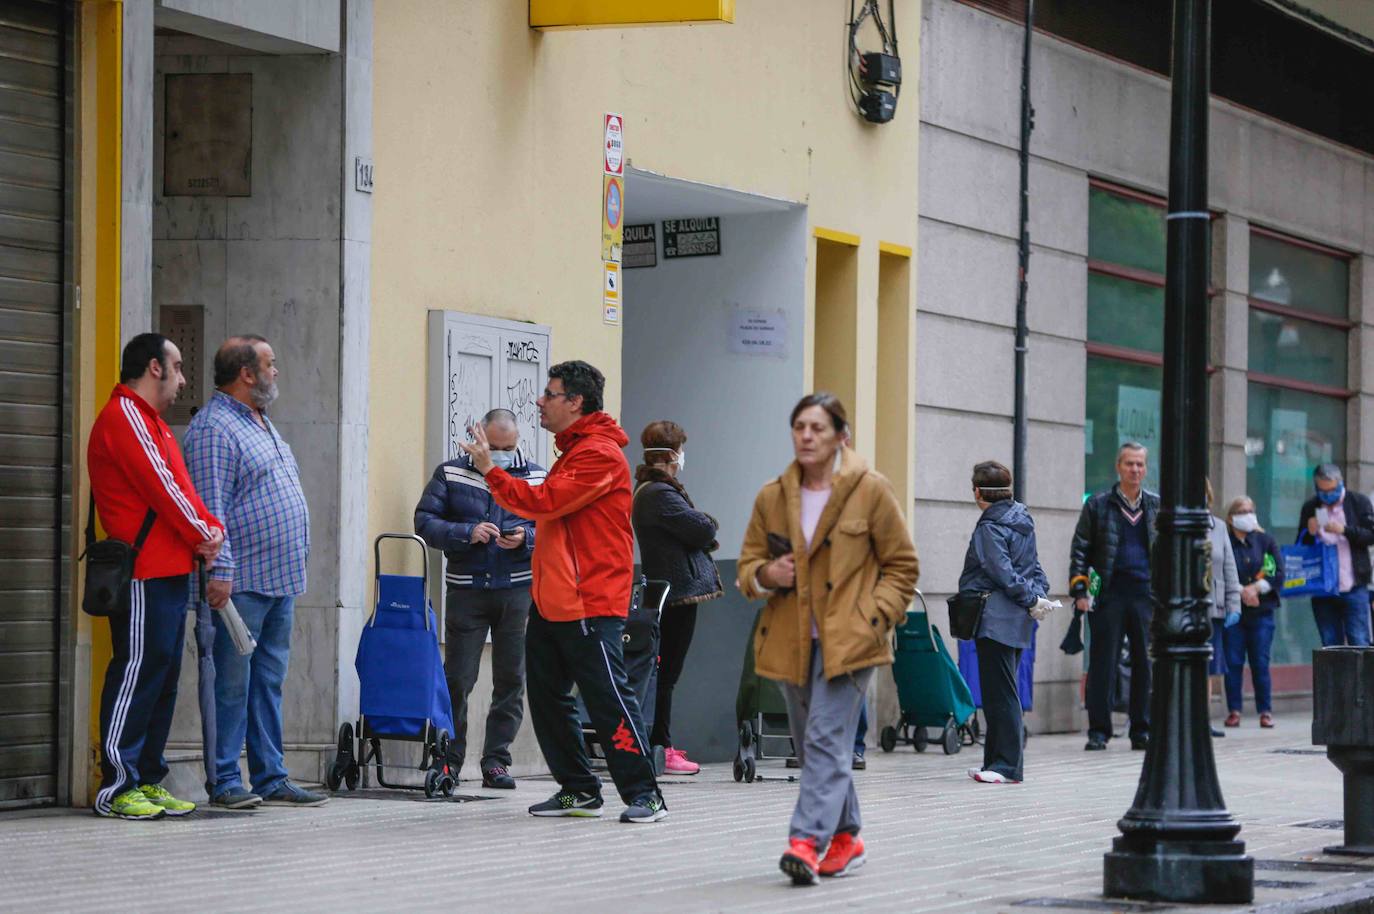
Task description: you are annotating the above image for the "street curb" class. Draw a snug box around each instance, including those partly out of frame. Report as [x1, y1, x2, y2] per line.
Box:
[1256, 878, 1374, 913]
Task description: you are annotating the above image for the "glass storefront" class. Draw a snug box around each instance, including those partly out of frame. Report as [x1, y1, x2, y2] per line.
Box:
[1243, 229, 1353, 666]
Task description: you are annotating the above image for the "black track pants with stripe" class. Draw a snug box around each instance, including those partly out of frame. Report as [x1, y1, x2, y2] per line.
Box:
[525, 604, 660, 805]
[95, 574, 189, 813]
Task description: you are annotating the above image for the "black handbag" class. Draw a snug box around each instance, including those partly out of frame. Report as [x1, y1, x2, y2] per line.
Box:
[81, 495, 156, 617]
[946, 590, 990, 641]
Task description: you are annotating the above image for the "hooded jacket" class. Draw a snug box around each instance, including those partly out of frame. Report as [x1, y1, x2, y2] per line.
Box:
[957, 499, 1050, 650]
[1069, 484, 1161, 597]
[88, 384, 223, 580]
[737, 448, 919, 685]
[484, 412, 633, 622]
[413, 451, 544, 591]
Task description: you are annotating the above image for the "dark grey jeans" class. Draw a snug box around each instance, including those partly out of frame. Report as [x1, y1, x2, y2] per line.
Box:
[444, 587, 529, 771]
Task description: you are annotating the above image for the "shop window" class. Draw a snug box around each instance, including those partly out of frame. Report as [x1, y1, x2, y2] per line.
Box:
[1083, 181, 1175, 495]
[1243, 227, 1353, 666]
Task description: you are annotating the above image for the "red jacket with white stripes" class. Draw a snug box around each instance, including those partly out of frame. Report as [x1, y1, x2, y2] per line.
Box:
[88, 384, 222, 580]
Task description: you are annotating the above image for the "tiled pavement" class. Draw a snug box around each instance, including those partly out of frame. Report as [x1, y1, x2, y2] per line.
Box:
[3, 714, 1371, 913]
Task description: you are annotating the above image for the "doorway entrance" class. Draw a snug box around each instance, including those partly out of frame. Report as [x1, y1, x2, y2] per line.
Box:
[619, 168, 805, 762]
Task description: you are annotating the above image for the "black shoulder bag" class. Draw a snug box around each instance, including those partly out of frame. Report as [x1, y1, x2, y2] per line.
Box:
[946, 590, 990, 641]
[81, 495, 156, 617]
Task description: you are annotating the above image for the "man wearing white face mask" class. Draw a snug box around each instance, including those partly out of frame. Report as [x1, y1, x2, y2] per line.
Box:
[414, 408, 545, 788]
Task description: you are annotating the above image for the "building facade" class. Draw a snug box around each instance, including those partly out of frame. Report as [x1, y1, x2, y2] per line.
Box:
[915, 0, 1374, 732]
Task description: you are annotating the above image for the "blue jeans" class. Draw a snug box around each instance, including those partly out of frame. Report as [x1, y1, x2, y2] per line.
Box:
[1311, 586, 1372, 647]
[212, 592, 295, 798]
[1223, 611, 1275, 714]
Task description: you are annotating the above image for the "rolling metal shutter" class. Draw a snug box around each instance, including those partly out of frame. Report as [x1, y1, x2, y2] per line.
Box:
[0, 0, 67, 809]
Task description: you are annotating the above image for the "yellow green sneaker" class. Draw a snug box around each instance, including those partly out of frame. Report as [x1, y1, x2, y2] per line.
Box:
[101, 787, 165, 820]
[140, 784, 196, 817]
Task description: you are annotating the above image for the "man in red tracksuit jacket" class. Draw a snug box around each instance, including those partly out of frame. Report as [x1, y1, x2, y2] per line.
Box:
[88, 333, 224, 820]
[460, 360, 665, 824]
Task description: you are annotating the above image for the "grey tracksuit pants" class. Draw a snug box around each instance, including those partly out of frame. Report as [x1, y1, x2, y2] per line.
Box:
[781, 641, 874, 843]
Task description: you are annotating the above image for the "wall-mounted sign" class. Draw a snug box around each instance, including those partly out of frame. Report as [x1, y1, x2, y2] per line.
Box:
[623, 223, 656, 269]
[729, 307, 788, 357]
[662, 217, 721, 258]
[602, 175, 624, 263]
[604, 112, 624, 176]
[603, 261, 621, 326]
[354, 156, 374, 193]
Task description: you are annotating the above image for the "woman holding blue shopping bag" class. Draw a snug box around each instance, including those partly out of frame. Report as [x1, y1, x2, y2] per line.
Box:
[1223, 496, 1284, 729]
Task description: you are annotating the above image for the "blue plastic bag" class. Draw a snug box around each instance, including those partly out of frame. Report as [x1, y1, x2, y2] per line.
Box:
[1279, 537, 1339, 598]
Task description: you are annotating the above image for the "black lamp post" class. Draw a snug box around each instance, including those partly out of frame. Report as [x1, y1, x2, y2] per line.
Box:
[1102, 0, 1254, 903]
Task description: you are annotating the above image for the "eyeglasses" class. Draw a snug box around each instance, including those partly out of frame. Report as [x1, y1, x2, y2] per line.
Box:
[541, 389, 572, 401]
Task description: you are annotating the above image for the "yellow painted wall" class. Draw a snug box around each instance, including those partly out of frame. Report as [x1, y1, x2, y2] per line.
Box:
[370, 0, 921, 541]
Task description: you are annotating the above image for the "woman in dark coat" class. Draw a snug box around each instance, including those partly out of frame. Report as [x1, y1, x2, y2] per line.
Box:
[1223, 495, 1284, 729]
[957, 461, 1054, 784]
[631, 420, 722, 775]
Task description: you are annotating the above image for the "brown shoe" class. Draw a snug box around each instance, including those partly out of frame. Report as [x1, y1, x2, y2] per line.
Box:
[1224, 711, 1241, 727]
[1259, 712, 1275, 729]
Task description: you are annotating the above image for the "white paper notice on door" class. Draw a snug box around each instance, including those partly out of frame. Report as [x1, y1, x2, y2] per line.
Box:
[729, 307, 789, 357]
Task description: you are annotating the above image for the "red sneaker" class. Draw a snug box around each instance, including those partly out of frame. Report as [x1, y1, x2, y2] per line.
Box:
[780, 837, 820, 885]
[819, 832, 867, 878]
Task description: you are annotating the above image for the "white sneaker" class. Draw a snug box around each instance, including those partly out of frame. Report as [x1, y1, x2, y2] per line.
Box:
[969, 769, 1019, 784]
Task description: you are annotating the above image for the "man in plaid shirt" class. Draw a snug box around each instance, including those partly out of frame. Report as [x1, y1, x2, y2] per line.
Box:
[184, 335, 321, 809]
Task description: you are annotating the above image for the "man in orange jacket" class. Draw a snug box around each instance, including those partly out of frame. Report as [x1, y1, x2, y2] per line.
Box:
[460, 360, 665, 823]
[88, 333, 224, 819]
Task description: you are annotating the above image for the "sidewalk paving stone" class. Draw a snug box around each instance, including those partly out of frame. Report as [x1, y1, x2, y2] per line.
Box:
[2, 713, 1371, 913]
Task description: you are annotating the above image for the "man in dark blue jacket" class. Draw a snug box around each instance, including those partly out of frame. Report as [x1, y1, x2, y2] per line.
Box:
[414, 409, 545, 788]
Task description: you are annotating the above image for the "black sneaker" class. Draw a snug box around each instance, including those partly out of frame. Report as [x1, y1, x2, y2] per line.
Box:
[1084, 738, 1107, 752]
[482, 765, 516, 789]
[619, 793, 667, 824]
[528, 789, 603, 818]
[1130, 736, 1150, 751]
[852, 752, 867, 770]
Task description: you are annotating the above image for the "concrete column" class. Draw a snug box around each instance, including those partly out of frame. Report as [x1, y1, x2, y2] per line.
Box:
[122, 0, 155, 340]
[1352, 256, 1374, 492]
[1210, 214, 1249, 502]
[336, 0, 373, 728]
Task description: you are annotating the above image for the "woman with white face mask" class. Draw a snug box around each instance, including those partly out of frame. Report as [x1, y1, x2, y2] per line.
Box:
[631, 420, 723, 776]
[1223, 496, 1285, 729]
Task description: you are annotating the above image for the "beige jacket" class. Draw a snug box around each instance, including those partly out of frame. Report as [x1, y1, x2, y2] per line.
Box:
[737, 448, 919, 685]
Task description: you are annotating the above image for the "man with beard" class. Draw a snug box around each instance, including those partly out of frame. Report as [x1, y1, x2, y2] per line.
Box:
[185, 335, 320, 809]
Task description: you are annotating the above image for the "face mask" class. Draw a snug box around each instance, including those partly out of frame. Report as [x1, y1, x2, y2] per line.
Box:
[1317, 483, 1344, 505]
[645, 447, 684, 472]
[489, 449, 517, 470]
[1231, 513, 1259, 533]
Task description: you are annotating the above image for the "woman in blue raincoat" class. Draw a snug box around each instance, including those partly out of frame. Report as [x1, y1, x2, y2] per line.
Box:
[958, 461, 1054, 784]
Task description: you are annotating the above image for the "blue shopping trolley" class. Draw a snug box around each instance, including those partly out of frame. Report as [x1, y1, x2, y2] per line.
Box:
[327, 534, 457, 798]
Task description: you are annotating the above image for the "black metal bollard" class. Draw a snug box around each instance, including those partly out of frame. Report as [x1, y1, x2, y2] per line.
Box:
[1312, 646, 1374, 857]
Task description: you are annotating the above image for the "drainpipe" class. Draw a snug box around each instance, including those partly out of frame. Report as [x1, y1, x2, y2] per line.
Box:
[1012, 0, 1035, 503]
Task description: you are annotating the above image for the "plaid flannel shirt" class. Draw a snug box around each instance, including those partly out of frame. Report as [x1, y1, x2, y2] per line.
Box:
[184, 391, 310, 596]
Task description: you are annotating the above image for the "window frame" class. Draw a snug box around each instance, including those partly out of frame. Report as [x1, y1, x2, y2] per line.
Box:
[1085, 178, 1218, 370]
[1244, 225, 1355, 399]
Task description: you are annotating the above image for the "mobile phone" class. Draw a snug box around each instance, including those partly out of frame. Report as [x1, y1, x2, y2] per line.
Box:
[501, 527, 522, 538]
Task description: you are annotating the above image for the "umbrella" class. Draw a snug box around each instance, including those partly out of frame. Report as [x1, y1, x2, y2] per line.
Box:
[1059, 609, 1085, 655]
[194, 559, 218, 798]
